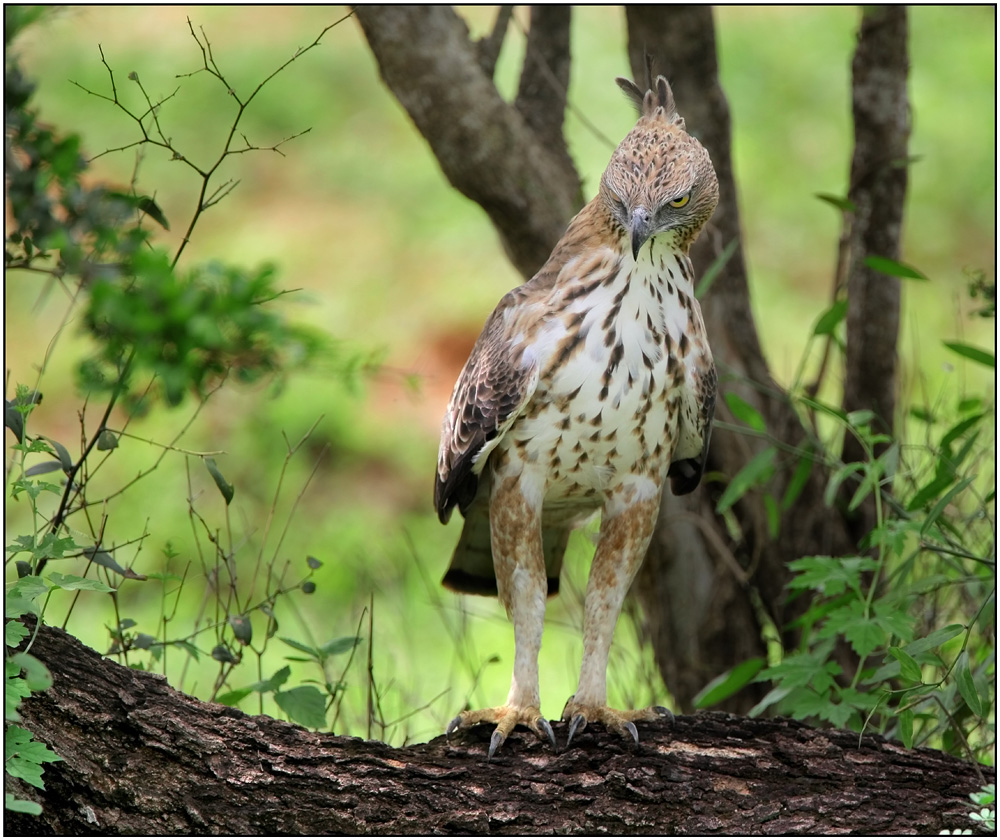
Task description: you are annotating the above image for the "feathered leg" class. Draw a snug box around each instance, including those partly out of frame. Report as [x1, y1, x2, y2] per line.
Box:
[563, 491, 672, 747]
[446, 474, 556, 759]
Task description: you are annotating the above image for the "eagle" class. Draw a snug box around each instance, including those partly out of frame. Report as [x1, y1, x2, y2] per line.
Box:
[435, 74, 718, 758]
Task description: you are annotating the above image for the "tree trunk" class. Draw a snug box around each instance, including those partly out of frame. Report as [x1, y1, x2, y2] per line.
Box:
[355, 6, 906, 714]
[8, 623, 988, 835]
[355, 5, 582, 278]
[841, 4, 909, 486]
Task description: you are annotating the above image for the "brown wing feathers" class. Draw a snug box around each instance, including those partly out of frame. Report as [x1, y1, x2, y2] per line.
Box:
[434, 297, 536, 523]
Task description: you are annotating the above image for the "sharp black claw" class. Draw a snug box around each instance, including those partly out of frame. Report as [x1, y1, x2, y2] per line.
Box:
[488, 729, 506, 761]
[538, 717, 556, 750]
[567, 713, 587, 747]
[624, 720, 639, 747]
[653, 705, 675, 723]
[446, 715, 463, 738]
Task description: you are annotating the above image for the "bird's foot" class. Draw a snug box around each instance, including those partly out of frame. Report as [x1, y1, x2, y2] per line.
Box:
[561, 699, 673, 748]
[446, 705, 556, 760]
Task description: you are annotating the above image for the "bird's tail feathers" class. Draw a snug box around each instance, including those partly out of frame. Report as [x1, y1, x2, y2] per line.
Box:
[441, 509, 567, 597]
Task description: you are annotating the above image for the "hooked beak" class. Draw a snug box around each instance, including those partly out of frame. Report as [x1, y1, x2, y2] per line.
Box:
[630, 207, 652, 259]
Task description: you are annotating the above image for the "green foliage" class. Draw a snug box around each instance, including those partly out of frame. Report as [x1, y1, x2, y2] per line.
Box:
[708, 310, 995, 764]
[4, 12, 359, 814]
[215, 634, 362, 731]
[5, 572, 112, 811]
[941, 784, 996, 835]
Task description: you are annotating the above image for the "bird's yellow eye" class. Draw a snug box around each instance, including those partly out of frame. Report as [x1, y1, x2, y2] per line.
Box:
[668, 193, 691, 209]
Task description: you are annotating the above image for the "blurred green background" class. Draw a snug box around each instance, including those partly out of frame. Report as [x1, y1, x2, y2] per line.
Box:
[5, 6, 995, 745]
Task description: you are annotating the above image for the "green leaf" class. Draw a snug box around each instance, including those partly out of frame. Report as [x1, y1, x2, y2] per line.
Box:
[828, 606, 885, 660]
[205, 458, 234, 505]
[723, 392, 766, 433]
[228, 614, 252, 646]
[873, 606, 914, 644]
[279, 637, 319, 658]
[942, 341, 995, 369]
[253, 665, 291, 693]
[940, 412, 985, 451]
[40, 436, 73, 471]
[82, 546, 143, 579]
[693, 658, 765, 709]
[96, 428, 119, 450]
[781, 448, 814, 511]
[787, 555, 876, 596]
[824, 461, 863, 507]
[888, 647, 923, 683]
[5, 596, 39, 620]
[902, 624, 965, 658]
[716, 447, 777, 514]
[24, 461, 62, 477]
[763, 493, 780, 539]
[46, 572, 115, 592]
[319, 636, 361, 657]
[695, 237, 739, 299]
[5, 621, 29, 648]
[170, 640, 200, 660]
[813, 299, 848, 336]
[955, 652, 984, 717]
[136, 196, 170, 230]
[211, 645, 238, 664]
[8, 576, 50, 600]
[759, 652, 841, 692]
[864, 255, 928, 281]
[897, 707, 914, 749]
[5, 675, 31, 721]
[815, 192, 856, 212]
[274, 685, 328, 730]
[5, 793, 42, 814]
[9, 653, 53, 692]
[216, 687, 253, 707]
[747, 684, 793, 718]
[4, 400, 25, 443]
[5, 725, 61, 789]
[907, 472, 956, 512]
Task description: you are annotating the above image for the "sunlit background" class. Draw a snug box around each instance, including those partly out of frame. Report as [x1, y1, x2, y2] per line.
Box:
[5, 6, 995, 744]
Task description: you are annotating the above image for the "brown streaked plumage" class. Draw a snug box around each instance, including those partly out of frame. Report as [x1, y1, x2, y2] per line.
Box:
[436, 74, 718, 758]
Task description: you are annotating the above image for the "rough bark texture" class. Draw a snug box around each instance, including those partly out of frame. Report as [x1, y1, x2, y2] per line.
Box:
[841, 5, 908, 473]
[7, 623, 988, 836]
[355, 5, 582, 279]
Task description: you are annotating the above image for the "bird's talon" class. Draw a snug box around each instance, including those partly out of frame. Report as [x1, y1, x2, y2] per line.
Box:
[446, 715, 463, 738]
[653, 705, 675, 722]
[624, 720, 639, 747]
[538, 717, 557, 750]
[567, 713, 587, 747]
[488, 729, 506, 761]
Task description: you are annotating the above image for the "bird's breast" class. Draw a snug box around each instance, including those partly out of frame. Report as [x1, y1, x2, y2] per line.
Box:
[498, 250, 702, 503]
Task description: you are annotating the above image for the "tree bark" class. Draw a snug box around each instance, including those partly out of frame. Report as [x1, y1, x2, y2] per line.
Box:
[7, 623, 988, 835]
[355, 5, 582, 278]
[841, 5, 909, 473]
[624, 5, 863, 713]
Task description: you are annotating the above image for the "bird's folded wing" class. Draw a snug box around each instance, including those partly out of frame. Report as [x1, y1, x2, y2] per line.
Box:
[435, 294, 539, 523]
[667, 359, 717, 496]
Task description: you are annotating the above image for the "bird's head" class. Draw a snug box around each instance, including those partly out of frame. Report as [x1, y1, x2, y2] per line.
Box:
[599, 75, 719, 260]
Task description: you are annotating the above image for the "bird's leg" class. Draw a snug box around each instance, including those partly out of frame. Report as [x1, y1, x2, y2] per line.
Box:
[563, 491, 673, 747]
[446, 475, 555, 759]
